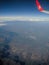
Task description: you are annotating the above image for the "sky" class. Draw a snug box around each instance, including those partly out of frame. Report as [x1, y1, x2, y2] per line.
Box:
[0, 0, 49, 22]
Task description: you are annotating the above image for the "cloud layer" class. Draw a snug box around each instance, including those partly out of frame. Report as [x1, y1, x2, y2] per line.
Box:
[0, 16, 49, 22]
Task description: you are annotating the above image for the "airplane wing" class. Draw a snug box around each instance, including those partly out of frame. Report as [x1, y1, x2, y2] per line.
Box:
[36, 0, 49, 14]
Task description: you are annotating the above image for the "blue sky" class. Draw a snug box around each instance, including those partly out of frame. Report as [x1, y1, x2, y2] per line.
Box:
[0, 0, 49, 21]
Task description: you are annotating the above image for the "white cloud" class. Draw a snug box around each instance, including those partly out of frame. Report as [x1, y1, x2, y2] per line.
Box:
[29, 36, 37, 40]
[0, 16, 49, 22]
[0, 23, 7, 26]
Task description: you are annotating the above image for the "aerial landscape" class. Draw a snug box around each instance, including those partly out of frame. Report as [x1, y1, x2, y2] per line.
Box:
[0, 0, 49, 65]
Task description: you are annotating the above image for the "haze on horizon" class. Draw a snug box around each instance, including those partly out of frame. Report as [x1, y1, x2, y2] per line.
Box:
[0, 0, 49, 22]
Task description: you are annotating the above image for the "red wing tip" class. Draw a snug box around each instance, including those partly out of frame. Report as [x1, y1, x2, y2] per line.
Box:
[38, 7, 44, 12]
[36, 0, 44, 12]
